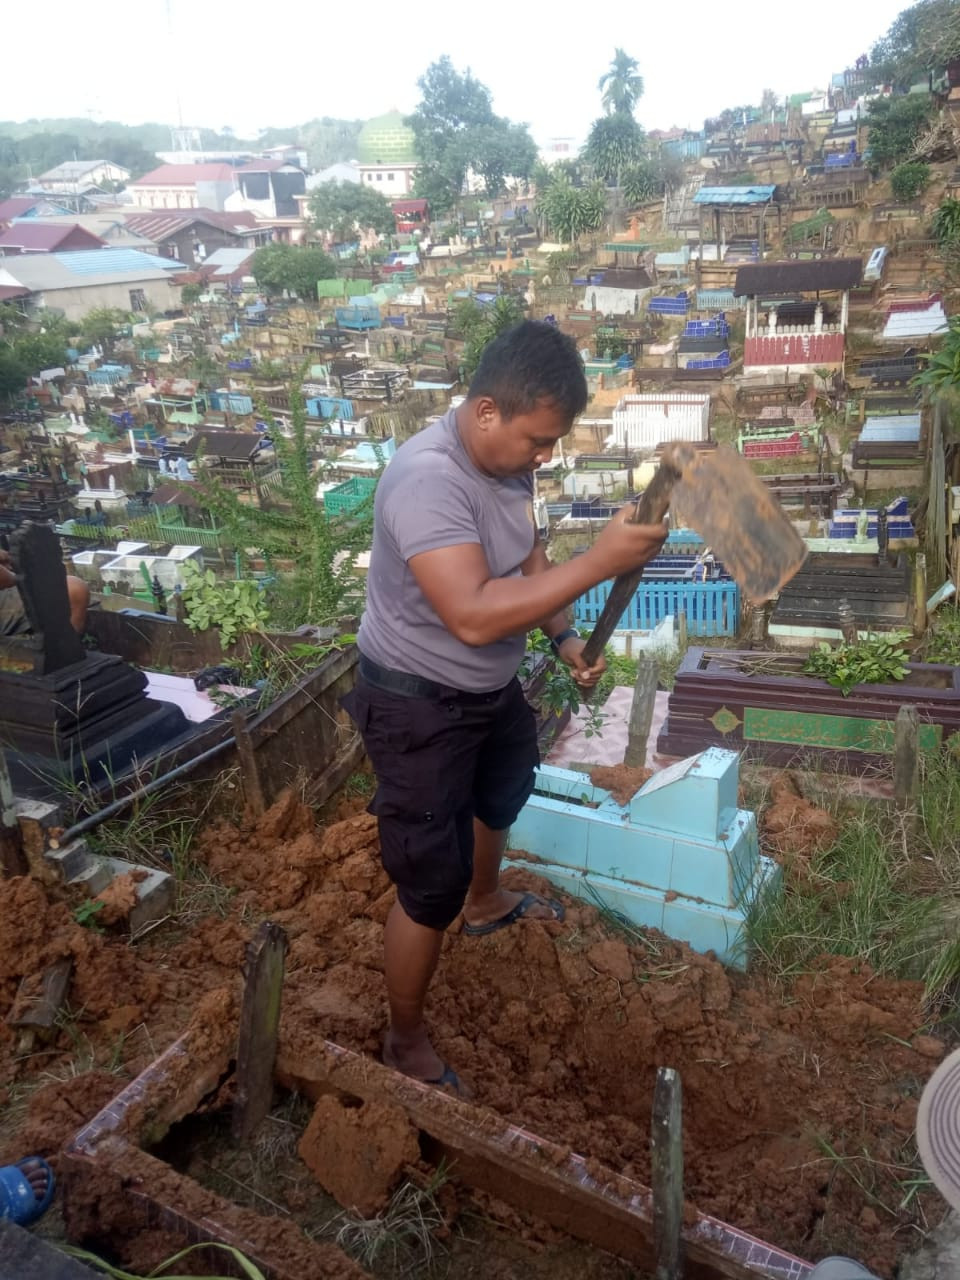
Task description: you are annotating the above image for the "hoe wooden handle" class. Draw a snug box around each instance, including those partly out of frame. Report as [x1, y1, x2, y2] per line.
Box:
[579, 458, 682, 668]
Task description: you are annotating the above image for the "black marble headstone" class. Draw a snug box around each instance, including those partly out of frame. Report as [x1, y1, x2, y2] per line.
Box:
[8, 522, 85, 673]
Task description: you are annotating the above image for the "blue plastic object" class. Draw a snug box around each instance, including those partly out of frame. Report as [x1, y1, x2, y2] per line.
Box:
[0, 1159, 55, 1225]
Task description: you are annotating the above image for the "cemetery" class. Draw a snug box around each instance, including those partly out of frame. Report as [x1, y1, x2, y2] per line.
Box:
[3, 22, 960, 1280]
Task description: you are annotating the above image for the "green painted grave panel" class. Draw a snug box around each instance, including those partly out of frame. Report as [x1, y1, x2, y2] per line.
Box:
[742, 707, 942, 753]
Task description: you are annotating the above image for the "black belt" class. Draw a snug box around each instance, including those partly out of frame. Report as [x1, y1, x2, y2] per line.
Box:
[358, 654, 507, 703]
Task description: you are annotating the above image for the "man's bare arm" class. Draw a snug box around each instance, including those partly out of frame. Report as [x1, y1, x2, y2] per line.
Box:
[521, 537, 568, 639]
[408, 512, 667, 647]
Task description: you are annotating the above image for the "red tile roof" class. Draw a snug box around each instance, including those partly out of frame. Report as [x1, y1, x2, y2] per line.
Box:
[0, 223, 105, 251]
[123, 209, 246, 241]
[745, 334, 845, 366]
[129, 164, 238, 187]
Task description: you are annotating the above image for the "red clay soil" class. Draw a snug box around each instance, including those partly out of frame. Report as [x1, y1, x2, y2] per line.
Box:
[298, 1095, 420, 1215]
[761, 771, 840, 867]
[588, 764, 653, 806]
[0, 790, 948, 1278]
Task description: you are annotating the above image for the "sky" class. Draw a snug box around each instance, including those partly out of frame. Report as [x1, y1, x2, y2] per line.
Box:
[2, 0, 911, 147]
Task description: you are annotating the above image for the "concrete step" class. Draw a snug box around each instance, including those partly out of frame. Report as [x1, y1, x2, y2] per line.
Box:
[42, 839, 174, 931]
[0, 1218, 101, 1278]
[103, 858, 176, 933]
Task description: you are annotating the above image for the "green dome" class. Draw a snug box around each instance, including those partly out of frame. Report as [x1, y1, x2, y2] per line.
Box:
[356, 111, 418, 166]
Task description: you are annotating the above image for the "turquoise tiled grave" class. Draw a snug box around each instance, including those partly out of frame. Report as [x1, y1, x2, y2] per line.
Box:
[507, 748, 780, 969]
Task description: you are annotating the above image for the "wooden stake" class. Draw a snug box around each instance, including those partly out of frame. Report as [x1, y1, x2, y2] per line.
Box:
[677, 611, 688, 653]
[894, 705, 920, 819]
[913, 553, 928, 638]
[651, 1066, 684, 1280]
[233, 921, 289, 1141]
[231, 708, 265, 817]
[0, 753, 27, 878]
[625, 656, 658, 769]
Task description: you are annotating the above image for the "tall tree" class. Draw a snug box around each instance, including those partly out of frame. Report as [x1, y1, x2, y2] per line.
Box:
[865, 94, 933, 169]
[251, 242, 337, 297]
[407, 57, 538, 205]
[598, 48, 644, 117]
[308, 180, 395, 242]
[871, 0, 960, 87]
[583, 114, 645, 185]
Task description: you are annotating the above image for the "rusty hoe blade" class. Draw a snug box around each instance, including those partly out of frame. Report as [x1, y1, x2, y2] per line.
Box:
[666, 442, 808, 603]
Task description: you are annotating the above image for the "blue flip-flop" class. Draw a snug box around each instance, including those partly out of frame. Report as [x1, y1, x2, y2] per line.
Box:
[0, 1157, 55, 1225]
[462, 891, 566, 937]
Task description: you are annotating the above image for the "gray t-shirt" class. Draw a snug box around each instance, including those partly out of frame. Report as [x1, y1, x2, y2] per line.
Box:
[357, 407, 535, 692]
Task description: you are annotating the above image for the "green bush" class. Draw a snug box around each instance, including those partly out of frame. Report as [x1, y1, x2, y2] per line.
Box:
[180, 563, 270, 650]
[890, 161, 930, 202]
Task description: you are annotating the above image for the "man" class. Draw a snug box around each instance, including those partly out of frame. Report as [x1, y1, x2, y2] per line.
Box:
[345, 320, 667, 1092]
[0, 548, 89, 637]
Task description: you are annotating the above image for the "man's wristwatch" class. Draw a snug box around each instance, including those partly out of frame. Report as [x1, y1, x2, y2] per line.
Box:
[549, 626, 580, 653]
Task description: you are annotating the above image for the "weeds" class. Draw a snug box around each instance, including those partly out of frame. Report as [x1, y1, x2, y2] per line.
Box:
[746, 750, 960, 1007]
[327, 1171, 449, 1276]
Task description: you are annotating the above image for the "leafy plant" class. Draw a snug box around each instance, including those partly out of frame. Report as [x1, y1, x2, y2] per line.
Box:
[583, 114, 646, 184]
[933, 196, 960, 246]
[914, 315, 960, 392]
[924, 606, 960, 665]
[73, 898, 106, 932]
[308, 179, 395, 242]
[802, 633, 911, 696]
[535, 174, 606, 244]
[193, 376, 378, 627]
[890, 160, 930, 202]
[621, 162, 661, 206]
[864, 95, 933, 170]
[179, 562, 270, 650]
[524, 634, 606, 737]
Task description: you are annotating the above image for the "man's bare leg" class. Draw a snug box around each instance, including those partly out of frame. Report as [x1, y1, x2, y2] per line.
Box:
[382, 900, 446, 1080]
[462, 819, 560, 927]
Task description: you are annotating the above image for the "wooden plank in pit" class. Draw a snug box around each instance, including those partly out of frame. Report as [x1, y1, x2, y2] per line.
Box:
[278, 1041, 813, 1280]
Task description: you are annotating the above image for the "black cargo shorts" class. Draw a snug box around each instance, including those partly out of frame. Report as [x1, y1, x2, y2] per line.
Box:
[341, 662, 539, 931]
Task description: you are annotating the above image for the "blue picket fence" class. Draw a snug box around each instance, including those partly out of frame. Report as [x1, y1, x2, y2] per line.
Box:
[575, 579, 740, 637]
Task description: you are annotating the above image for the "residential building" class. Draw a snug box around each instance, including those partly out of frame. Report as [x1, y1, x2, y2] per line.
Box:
[0, 248, 187, 321]
[306, 162, 362, 190]
[355, 112, 419, 196]
[37, 160, 132, 193]
[223, 159, 306, 220]
[127, 164, 239, 211]
[123, 210, 264, 265]
[0, 223, 106, 255]
[18, 213, 157, 250]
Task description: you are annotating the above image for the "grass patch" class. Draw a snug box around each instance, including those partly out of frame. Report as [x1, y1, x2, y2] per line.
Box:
[746, 751, 960, 1007]
[326, 1170, 450, 1276]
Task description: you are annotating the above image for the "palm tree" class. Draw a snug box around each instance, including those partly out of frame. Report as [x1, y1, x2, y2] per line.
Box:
[598, 48, 644, 117]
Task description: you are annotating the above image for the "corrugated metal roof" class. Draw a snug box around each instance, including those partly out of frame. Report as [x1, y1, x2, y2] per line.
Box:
[882, 303, 948, 339]
[0, 223, 104, 251]
[0, 248, 186, 291]
[40, 160, 118, 180]
[693, 185, 777, 205]
[860, 416, 922, 442]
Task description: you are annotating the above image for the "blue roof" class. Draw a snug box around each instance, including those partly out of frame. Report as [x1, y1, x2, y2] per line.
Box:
[693, 185, 777, 205]
[54, 248, 185, 276]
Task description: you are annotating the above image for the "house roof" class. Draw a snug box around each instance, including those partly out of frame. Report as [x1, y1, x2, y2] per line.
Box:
[40, 160, 126, 180]
[0, 248, 187, 292]
[0, 284, 29, 301]
[123, 209, 246, 242]
[201, 247, 256, 278]
[129, 164, 238, 187]
[693, 185, 777, 205]
[181, 429, 267, 461]
[0, 196, 73, 222]
[734, 258, 863, 296]
[22, 213, 156, 246]
[238, 158, 291, 172]
[0, 223, 106, 252]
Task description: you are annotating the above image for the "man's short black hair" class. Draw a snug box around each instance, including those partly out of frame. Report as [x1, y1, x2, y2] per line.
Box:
[467, 320, 588, 423]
